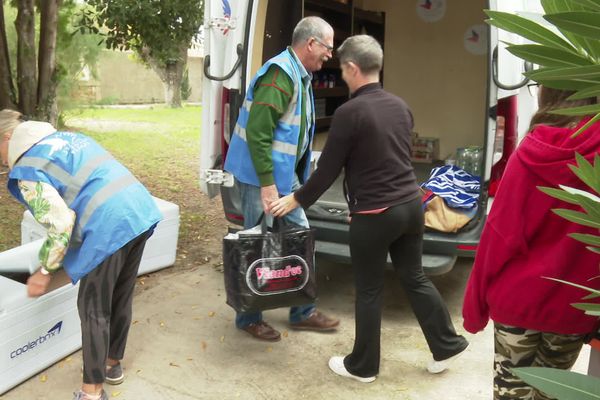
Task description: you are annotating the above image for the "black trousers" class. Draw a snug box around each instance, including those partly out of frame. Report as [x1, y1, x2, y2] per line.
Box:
[78, 230, 151, 384]
[344, 197, 468, 377]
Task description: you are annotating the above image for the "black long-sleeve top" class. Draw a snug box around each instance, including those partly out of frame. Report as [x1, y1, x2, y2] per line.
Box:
[294, 82, 420, 213]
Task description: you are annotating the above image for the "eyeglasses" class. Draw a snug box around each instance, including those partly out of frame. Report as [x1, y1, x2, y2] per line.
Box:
[312, 37, 334, 52]
[526, 81, 540, 97]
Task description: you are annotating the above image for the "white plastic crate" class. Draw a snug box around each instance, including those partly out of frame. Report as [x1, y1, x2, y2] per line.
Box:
[21, 196, 180, 276]
[0, 271, 80, 395]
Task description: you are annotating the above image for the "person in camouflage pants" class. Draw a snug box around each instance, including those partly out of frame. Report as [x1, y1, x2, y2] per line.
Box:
[463, 86, 600, 400]
[494, 323, 585, 400]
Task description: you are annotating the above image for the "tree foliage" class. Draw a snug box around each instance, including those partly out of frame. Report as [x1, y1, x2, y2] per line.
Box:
[81, 0, 204, 107]
[0, 0, 102, 123]
[54, 1, 103, 113]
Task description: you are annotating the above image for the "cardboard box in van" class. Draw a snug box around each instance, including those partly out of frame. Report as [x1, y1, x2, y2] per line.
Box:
[412, 136, 440, 163]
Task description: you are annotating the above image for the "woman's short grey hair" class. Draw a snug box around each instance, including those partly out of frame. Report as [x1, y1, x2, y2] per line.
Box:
[337, 35, 383, 75]
[292, 16, 333, 46]
[0, 109, 22, 136]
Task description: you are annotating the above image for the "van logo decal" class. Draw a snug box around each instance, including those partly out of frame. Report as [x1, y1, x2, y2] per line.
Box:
[420, 0, 432, 10]
[467, 30, 480, 43]
[416, 0, 446, 23]
[221, 0, 232, 35]
[37, 137, 69, 156]
[464, 24, 487, 56]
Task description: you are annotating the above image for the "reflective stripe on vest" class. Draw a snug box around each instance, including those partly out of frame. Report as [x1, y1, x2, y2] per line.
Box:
[236, 101, 302, 129]
[71, 174, 138, 245]
[15, 152, 115, 204]
[15, 157, 71, 190]
[15, 151, 138, 246]
[64, 153, 114, 203]
[233, 125, 298, 156]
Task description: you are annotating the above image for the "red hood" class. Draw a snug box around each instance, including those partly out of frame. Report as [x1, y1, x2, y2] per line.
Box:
[516, 118, 600, 188]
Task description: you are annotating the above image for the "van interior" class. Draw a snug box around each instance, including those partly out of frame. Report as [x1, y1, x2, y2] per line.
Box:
[245, 0, 489, 228]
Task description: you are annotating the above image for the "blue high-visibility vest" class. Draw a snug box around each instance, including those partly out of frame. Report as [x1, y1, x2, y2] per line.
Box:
[224, 49, 314, 195]
[8, 131, 162, 283]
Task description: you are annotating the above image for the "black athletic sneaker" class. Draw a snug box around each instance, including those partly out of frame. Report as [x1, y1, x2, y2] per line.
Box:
[105, 363, 125, 385]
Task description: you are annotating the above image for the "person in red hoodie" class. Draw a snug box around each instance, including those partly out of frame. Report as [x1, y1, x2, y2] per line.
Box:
[463, 86, 600, 400]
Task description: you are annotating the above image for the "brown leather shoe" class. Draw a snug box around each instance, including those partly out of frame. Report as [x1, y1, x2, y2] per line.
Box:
[290, 310, 340, 332]
[241, 321, 281, 342]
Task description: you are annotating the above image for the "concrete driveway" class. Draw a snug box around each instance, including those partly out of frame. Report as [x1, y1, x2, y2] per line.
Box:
[2, 258, 591, 400]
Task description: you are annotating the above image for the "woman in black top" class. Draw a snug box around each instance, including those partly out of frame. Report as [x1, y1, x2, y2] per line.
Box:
[270, 35, 468, 382]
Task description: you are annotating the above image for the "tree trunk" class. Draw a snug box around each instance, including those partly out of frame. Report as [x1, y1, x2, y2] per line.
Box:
[16, 0, 37, 116]
[142, 44, 188, 108]
[37, 0, 60, 123]
[0, 0, 17, 110]
[163, 56, 186, 108]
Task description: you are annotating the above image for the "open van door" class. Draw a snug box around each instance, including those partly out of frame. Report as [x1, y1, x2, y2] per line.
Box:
[200, 0, 303, 223]
[486, 0, 541, 198]
[200, 0, 255, 198]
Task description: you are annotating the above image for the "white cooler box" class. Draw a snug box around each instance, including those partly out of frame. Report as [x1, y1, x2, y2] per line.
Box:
[0, 197, 178, 394]
[0, 269, 80, 395]
[21, 196, 180, 276]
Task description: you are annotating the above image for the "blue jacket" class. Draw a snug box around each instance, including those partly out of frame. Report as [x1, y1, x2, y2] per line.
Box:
[224, 49, 314, 195]
[8, 131, 162, 283]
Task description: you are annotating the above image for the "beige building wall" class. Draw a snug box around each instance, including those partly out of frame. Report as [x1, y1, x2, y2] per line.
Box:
[79, 50, 204, 104]
[355, 0, 487, 159]
[187, 56, 204, 103]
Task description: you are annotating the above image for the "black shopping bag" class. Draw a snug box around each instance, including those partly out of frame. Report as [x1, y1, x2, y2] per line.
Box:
[223, 215, 317, 313]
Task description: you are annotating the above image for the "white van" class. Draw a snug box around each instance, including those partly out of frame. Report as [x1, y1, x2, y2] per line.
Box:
[200, 0, 541, 274]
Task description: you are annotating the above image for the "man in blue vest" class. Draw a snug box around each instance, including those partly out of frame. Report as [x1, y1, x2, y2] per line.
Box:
[224, 17, 340, 341]
[1, 109, 162, 400]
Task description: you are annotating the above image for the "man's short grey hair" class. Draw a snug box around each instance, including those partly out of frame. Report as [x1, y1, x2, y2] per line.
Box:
[337, 35, 383, 75]
[292, 16, 333, 46]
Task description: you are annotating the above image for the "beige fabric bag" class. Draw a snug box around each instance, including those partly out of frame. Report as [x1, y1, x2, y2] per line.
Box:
[422, 190, 472, 233]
